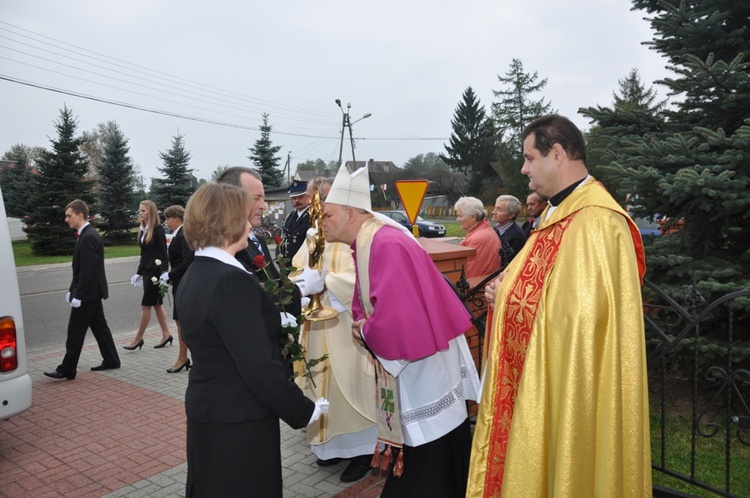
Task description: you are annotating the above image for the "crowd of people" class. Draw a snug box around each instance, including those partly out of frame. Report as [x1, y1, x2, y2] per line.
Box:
[42, 114, 651, 497]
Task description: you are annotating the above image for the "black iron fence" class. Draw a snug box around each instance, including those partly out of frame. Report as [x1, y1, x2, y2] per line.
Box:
[453, 273, 750, 497]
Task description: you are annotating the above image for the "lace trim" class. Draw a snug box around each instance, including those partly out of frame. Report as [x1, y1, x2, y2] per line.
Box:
[401, 380, 464, 425]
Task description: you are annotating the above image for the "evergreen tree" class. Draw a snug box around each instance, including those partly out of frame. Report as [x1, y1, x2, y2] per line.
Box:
[25, 106, 95, 255]
[491, 59, 555, 196]
[151, 133, 194, 209]
[580, 68, 667, 200]
[97, 123, 136, 245]
[440, 87, 496, 196]
[612, 0, 750, 301]
[1, 144, 40, 218]
[248, 113, 284, 187]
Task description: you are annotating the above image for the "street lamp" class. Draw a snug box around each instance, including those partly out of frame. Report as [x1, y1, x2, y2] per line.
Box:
[336, 100, 371, 166]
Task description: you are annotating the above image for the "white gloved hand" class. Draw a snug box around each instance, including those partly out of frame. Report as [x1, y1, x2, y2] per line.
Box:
[296, 267, 326, 296]
[159, 272, 170, 286]
[130, 274, 142, 286]
[306, 227, 318, 241]
[70, 298, 82, 308]
[307, 397, 330, 425]
[65, 292, 71, 303]
[280, 312, 298, 329]
[300, 297, 311, 308]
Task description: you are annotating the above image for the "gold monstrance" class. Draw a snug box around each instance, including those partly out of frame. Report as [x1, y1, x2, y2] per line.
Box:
[304, 186, 339, 322]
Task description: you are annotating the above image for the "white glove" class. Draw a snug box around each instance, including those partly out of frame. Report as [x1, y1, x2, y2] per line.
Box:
[296, 267, 326, 296]
[280, 312, 298, 329]
[65, 292, 71, 303]
[307, 397, 330, 425]
[159, 272, 170, 286]
[130, 274, 142, 286]
[70, 298, 82, 308]
[300, 297, 311, 308]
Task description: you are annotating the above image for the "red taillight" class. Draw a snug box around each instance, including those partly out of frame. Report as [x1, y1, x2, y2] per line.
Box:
[0, 316, 19, 372]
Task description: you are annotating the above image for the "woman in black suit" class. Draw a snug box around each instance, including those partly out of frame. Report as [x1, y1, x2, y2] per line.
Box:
[177, 183, 325, 497]
[162, 205, 194, 373]
[125, 200, 172, 350]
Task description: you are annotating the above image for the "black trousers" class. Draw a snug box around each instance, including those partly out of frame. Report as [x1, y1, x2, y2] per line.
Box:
[57, 300, 120, 378]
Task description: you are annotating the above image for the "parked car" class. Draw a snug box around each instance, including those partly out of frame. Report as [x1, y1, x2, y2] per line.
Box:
[378, 210, 446, 238]
[0, 186, 32, 419]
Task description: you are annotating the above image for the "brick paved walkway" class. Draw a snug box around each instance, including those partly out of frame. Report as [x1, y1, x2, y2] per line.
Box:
[0, 330, 385, 497]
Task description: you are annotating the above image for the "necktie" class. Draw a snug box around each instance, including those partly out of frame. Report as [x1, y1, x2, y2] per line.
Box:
[250, 235, 264, 256]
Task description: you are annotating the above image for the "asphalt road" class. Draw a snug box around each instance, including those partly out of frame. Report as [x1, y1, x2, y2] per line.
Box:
[17, 256, 161, 351]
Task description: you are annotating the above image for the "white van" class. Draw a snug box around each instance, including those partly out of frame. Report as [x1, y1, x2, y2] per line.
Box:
[0, 186, 32, 419]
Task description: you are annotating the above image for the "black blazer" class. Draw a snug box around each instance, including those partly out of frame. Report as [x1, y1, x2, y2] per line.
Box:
[235, 234, 280, 281]
[176, 256, 314, 427]
[167, 226, 194, 288]
[279, 209, 310, 260]
[137, 224, 169, 275]
[69, 224, 108, 302]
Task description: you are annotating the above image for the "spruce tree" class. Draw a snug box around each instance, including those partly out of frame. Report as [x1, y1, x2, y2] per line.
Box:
[97, 123, 136, 245]
[1, 144, 39, 218]
[151, 133, 194, 210]
[25, 106, 95, 255]
[249, 113, 284, 188]
[491, 59, 555, 197]
[440, 87, 495, 197]
[580, 68, 667, 201]
[613, 0, 750, 301]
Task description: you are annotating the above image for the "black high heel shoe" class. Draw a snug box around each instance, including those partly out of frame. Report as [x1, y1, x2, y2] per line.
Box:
[123, 339, 144, 351]
[166, 358, 191, 373]
[154, 335, 173, 349]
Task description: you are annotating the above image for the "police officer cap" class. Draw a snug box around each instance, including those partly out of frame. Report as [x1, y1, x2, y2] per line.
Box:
[288, 180, 307, 198]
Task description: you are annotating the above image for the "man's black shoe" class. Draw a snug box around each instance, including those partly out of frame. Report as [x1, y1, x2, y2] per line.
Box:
[316, 457, 344, 467]
[43, 370, 74, 380]
[91, 364, 120, 371]
[340, 455, 372, 483]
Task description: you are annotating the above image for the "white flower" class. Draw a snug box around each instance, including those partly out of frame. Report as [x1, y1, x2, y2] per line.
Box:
[151, 276, 158, 283]
[155, 259, 162, 266]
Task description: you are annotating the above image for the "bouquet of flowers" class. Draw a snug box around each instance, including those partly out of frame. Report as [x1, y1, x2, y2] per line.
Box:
[151, 259, 171, 306]
[252, 254, 327, 387]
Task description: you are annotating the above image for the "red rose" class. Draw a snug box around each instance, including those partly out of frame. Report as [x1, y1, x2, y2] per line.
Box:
[252, 255, 267, 269]
[274, 235, 282, 245]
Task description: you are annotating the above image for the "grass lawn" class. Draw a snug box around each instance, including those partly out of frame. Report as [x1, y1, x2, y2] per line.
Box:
[650, 410, 750, 497]
[12, 240, 140, 267]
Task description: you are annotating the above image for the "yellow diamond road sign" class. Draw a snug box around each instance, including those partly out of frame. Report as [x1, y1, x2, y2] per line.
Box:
[396, 180, 429, 225]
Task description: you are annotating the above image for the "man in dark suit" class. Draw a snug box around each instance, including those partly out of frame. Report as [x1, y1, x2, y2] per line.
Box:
[278, 180, 310, 261]
[521, 191, 548, 238]
[44, 199, 120, 380]
[492, 194, 527, 270]
[215, 167, 280, 281]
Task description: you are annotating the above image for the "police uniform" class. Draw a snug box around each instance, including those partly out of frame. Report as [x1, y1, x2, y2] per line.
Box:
[279, 180, 310, 261]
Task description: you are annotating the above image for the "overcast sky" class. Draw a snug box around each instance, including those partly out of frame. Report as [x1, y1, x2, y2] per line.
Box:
[1, 0, 671, 184]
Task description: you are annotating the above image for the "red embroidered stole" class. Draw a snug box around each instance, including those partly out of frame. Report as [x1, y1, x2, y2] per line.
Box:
[482, 214, 576, 496]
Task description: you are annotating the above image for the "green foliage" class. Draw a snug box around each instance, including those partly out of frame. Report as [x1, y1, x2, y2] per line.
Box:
[248, 113, 284, 188]
[0, 144, 39, 218]
[151, 133, 195, 209]
[580, 68, 667, 201]
[491, 59, 555, 197]
[96, 123, 137, 245]
[588, 0, 750, 310]
[441, 87, 496, 196]
[25, 106, 96, 256]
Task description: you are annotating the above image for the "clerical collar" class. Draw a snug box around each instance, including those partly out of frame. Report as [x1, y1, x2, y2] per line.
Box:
[548, 177, 588, 207]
